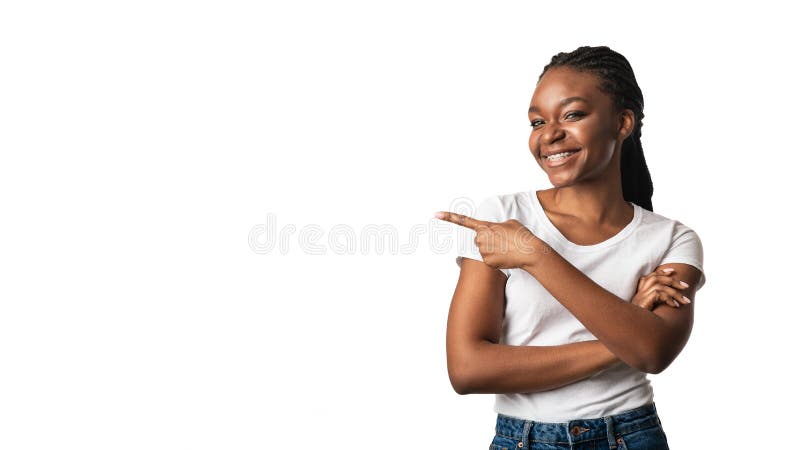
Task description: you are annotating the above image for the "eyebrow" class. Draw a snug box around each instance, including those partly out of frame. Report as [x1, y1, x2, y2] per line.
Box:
[528, 96, 589, 113]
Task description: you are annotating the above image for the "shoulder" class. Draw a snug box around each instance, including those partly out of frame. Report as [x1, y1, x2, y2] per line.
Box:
[638, 207, 704, 241]
[474, 190, 536, 222]
[637, 207, 706, 289]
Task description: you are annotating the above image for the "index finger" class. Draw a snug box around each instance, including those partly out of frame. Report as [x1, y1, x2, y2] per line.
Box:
[433, 211, 492, 230]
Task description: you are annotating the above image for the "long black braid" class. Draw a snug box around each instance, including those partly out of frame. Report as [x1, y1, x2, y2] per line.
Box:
[539, 45, 654, 212]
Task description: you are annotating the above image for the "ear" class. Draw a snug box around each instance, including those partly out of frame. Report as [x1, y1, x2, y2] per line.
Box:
[618, 108, 635, 141]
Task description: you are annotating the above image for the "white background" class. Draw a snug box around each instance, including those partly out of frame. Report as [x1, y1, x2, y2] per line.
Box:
[1, 1, 797, 448]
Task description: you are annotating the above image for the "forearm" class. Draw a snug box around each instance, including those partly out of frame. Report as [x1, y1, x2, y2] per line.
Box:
[521, 241, 668, 372]
[459, 339, 620, 394]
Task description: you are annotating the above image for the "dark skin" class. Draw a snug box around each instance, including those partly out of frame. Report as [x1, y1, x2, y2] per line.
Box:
[437, 66, 702, 395]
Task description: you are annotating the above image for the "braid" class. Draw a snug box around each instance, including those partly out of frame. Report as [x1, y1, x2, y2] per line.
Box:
[539, 46, 654, 212]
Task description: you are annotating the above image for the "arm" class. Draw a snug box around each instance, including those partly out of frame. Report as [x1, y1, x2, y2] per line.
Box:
[446, 258, 621, 395]
[520, 239, 701, 374]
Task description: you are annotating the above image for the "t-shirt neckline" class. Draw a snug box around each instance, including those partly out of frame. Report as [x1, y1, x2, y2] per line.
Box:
[528, 189, 642, 252]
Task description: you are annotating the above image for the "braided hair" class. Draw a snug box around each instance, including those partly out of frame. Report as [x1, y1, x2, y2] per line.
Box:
[539, 45, 654, 212]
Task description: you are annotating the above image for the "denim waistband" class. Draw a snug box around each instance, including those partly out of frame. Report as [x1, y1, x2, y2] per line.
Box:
[494, 402, 661, 449]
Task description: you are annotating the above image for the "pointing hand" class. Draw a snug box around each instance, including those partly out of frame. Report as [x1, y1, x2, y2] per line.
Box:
[434, 211, 545, 270]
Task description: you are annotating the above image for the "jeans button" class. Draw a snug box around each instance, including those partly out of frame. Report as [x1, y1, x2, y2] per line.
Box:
[517, 442, 523, 448]
[617, 437, 623, 444]
[571, 426, 580, 436]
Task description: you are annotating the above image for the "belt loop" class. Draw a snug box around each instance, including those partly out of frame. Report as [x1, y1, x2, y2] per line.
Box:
[521, 420, 532, 449]
[652, 401, 662, 426]
[604, 415, 617, 449]
[565, 422, 574, 447]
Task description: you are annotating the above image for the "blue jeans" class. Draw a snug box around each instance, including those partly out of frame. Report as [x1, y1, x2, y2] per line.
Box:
[488, 402, 669, 450]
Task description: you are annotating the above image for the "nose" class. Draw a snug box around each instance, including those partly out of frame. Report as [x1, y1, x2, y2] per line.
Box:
[541, 121, 566, 145]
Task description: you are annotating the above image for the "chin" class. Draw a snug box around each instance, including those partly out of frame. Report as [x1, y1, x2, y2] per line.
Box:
[547, 175, 579, 188]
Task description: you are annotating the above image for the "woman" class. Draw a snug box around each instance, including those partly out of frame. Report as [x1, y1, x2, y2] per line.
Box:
[434, 46, 705, 450]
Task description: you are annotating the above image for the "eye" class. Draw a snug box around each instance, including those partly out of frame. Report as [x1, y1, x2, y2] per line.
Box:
[566, 111, 586, 119]
[530, 111, 586, 129]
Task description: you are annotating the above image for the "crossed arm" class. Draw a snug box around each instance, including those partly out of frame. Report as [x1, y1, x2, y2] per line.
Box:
[446, 254, 701, 395]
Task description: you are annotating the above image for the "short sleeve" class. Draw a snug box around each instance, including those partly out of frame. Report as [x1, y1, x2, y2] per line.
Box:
[659, 221, 706, 291]
[454, 196, 511, 278]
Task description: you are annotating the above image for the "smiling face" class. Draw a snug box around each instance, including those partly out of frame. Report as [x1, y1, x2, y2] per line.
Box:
[528, 66, 634, 187]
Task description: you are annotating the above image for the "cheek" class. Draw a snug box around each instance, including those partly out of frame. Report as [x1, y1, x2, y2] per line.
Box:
[573, 123, 610, 152]
[569, 122, 595, 142]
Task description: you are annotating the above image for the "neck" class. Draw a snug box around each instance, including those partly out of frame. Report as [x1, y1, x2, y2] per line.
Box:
[545, 156, 631, 225]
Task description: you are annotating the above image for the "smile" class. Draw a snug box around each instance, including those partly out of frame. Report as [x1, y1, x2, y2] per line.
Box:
[543, 149, 581, 167]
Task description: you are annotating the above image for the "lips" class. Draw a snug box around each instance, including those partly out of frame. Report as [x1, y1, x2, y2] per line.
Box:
[541, 148, 581, 159]
[541, 148, 581, 168]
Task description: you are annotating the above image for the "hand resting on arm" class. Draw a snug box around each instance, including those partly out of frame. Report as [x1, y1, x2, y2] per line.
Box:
[446, 260, 686, 395]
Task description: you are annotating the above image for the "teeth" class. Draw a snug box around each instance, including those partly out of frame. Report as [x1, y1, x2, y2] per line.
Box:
[546, 151, 577, 161]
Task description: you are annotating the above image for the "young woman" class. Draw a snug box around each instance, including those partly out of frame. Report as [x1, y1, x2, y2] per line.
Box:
[435, 46, 705, 450]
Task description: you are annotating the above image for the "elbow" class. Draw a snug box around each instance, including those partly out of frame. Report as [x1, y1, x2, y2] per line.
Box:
[450, 374, 471, 395]
[448, 363, 475, 395]
[639, 350, 671, 374]
[448, 340, 495, 395]
[622, 357, 660, 374]
[629, 338, 672, 374]
[447, 346, 483, 395]
[646, 354, 677, 374]
[641, 359, 667, 374]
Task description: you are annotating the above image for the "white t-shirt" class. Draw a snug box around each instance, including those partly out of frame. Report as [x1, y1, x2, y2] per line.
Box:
[454, 189, 706, 422]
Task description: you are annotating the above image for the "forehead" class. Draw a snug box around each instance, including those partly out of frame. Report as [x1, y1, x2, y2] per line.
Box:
[530, 67, 608, 109]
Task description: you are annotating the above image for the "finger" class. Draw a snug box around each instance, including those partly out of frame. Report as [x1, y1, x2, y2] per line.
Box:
[641, 269, 673, 287]
[660, 284, 692, 305]
[637, 270, 687, 304]
[647, 287, 681, 308]
[641, 291, 668, 311]
[653, 285, 691, 306]
[647, 268, 676, 282]
[640, 274, 684, 295]
[657, 291, 681, 308]
[636, 273, 653, 292]
[651, 275, 690, 291]
[434, 211, 492, 230]
[631, 294, 653, 310]
[639, 274, 666, 293]
[642, 295, 658, 311]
